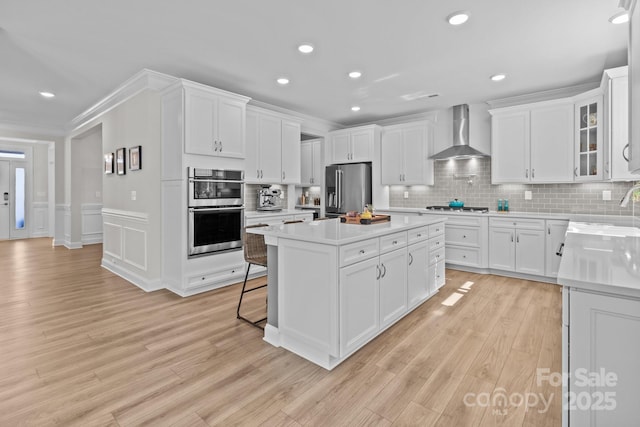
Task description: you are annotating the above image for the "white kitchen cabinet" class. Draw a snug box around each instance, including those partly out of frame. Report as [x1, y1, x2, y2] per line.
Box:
[379, 248, 408, 329]
[439, 214, 489, 269]
[407, 241, 430, 308]
[328, 125, 380, 164]
[489, 217, 545, 276]
[545, 220, 568, 278]
[530, 104, 574, 182]
[246, 107, 301, 184]
[491, 101, 574, 183]
[491, 110, 530, 183]
[301, 139, 323, 186]
[339, 256, 380, 356]
[381, 122, 433, 185]
[567, 289, 640, 426]
[629, 1, 640, 174]
[246, 112, 282, 183]
[281, 120, 302, 184]
[602, 67, 636, 181]
[184, 84, 248, 158]
[574, 92, 603, 181]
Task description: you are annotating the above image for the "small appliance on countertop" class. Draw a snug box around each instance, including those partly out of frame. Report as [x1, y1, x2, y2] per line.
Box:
[425, 205, 489, 213]
[257, 185, 282, 211]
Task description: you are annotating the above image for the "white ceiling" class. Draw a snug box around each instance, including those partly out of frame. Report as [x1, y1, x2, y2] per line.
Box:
[0, 0, 629, 133]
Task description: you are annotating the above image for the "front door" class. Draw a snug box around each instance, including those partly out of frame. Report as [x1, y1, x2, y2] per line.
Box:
[0, 160, 9, 239]
[0, 160, 28, 240]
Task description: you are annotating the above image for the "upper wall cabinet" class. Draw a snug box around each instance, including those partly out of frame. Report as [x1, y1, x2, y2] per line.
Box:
[301, 139, 323, 186]
[602, 67, 636, 181]
[328, 125, 380, 164]
[246, 107, 301, 184]
[573, 92, 603, 181]
[381, 122, 434, 185]
[490, 100, 574, 184]
[182, 83, 250, 158]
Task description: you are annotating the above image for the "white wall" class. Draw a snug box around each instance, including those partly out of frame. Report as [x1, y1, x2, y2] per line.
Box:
[69, 89, 163, 289]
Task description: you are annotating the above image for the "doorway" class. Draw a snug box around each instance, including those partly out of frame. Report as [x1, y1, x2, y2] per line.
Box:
[0, 158, 28, 240]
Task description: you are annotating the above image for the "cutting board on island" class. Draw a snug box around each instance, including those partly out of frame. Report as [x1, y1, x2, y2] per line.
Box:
[339, 214, 391, 225]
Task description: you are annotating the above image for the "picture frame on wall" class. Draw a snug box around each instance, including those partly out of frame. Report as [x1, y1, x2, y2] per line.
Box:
[129, 145, 141, 171]
[104, 153, 114, 174]
[116, 148, 126, 175]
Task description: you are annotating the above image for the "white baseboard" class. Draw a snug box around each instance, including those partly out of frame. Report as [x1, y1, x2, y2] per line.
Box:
[263, 324, 281, 347]
[101, 257, 162, 292]
[65, 241, 83, 249]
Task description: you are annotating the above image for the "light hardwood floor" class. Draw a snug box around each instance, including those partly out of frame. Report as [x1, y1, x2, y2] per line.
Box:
[0, 238, 562, 426]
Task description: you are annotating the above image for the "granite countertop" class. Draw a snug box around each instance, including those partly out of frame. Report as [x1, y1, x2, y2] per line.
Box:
[247, 216, 444, 246]
[557, 222, 640, 298]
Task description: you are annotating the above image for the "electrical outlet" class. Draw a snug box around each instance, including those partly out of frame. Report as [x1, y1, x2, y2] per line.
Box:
[524, 191, 532, 200]
[403, 191, 409, 199]
[602, 190, 611, 201]
[131, 190, 136, 201]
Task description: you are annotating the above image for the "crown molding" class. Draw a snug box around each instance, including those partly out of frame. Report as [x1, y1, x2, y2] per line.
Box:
[0, 121, 65, 138]
[68, 69, 178, 133]
[486, 82, 600, 109]
[248, 99, 343, 136]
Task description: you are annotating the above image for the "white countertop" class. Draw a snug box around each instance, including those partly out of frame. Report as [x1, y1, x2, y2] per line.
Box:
[245, 209, 310, 219]
[380, 207, 638, 226]
[557, 222, 640, 298]
[247, 216, 444, 246]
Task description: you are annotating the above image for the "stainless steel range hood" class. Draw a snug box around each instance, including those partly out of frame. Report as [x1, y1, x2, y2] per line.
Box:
[430, 104, 488, 160]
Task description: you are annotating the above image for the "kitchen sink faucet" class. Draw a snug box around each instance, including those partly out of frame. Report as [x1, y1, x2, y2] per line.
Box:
[619, 182, 640, 207]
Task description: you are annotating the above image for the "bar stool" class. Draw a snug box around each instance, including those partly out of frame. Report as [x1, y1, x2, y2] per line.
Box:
[237, 223, 269, 329]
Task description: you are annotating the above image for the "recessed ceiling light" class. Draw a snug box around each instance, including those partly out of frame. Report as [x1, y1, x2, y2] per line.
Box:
[447, 11, 469, 26]
[490, 74, 506, 82]
[609, 11, 629, 24]
[348, 71, 362, 79]
[351, 106, 361, 112]
[298, 44, 314, 54]
[39, 91, 55, 98]
[276, 77, 290, 85]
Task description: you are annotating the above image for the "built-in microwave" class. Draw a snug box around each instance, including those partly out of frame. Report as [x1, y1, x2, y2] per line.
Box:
[188, 168, 244, 207]
[188, 206, 244, 257]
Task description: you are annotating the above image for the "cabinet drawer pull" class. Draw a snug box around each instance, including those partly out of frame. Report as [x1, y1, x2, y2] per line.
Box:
[359, 249, 365, 254]
[392, 240, 398, 245]
[409, 253, 414, 265]
[219, 141, 222, 152]
[381, 263, 387, 278]
[511, 233, 514, 243]
[376, 265, 381, 280]
[556, 243, 565, 257]
[417, 233, 422, 238]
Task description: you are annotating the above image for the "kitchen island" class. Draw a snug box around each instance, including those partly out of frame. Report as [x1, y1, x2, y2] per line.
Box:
[248, 216, 446, 369]
[557, 222, 640, 426]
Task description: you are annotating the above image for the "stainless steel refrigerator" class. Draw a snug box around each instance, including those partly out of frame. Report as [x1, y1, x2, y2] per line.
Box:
[325, 163, 372, 217]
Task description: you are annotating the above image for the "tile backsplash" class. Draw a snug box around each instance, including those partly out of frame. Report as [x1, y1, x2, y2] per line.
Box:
[389, 158, 639, 216]
[245, 184, 288, 211]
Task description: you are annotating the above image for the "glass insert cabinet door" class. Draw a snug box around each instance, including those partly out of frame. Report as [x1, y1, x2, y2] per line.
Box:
[574, 95, 603, 181]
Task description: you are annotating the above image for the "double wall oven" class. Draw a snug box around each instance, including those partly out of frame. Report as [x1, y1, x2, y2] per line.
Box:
[188, 168, 244, 257]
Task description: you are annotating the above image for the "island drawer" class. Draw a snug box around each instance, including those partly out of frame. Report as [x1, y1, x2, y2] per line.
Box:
[428, 235, 445, 252]
[429, 246, 445, 265]
[380, 231, 408, 254]
[407, 226, 429, 244]
[340, 238, 380, 267]
[429, 222, 445, 237]
[490, 217, 545, 230]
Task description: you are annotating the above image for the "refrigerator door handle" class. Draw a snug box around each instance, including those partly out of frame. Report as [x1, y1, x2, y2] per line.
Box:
[337, 170, 343, 209]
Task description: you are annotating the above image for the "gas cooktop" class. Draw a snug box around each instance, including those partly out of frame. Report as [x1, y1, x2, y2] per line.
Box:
[425, 206, 489, 213]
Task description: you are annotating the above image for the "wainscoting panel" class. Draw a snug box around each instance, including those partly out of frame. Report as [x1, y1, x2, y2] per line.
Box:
[32, 202, 49, 238]
[101, 208, 155, 291]
[81, 204, 103, 245]
[123, 227, 147, 271]
[54, 204, 68, 247]
[103, 222, 122, 260]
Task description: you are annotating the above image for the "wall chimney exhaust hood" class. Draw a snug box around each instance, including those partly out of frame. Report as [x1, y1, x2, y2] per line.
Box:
[430, 104, 488, 160]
